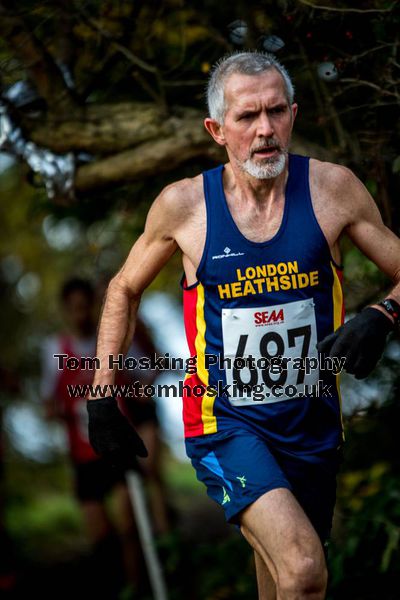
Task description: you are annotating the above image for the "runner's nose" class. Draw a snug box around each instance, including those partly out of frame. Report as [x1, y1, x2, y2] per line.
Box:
[256, 112, 274, 138]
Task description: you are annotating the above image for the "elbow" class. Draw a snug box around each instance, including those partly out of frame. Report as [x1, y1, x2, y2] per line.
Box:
[107, 274, 142, 304]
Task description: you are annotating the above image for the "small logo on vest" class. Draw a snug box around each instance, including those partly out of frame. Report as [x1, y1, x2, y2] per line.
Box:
[254, 309, 285, 326]
[212, 247, 245, 260]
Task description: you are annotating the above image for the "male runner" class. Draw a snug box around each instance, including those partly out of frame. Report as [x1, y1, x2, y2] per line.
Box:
[87, 52, 400, 599]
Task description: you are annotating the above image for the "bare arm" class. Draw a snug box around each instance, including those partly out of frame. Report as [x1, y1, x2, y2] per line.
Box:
[342, 169, 400, 317]
[90, 184, 183, 396]
[315, 166, 400, 379]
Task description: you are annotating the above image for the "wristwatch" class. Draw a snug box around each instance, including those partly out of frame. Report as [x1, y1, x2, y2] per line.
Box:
[377, 298, 400, 326]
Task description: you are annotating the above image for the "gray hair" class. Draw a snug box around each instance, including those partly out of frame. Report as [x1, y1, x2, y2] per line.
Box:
[206, 51, 295, 123]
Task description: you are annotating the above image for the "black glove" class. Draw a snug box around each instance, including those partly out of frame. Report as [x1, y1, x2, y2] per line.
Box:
[317, 307, 394, 380]
[87, 396, 148, 469]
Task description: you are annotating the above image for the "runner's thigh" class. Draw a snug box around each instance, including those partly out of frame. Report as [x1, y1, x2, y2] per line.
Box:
[239, 485, 326, 579]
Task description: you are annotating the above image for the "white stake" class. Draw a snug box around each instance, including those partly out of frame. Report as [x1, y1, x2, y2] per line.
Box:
[125, 470, 169, 600]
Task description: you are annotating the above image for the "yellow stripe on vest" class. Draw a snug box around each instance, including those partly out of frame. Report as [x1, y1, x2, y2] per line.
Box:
[195, 284, 217, 434]
[331, 263, 345, 442]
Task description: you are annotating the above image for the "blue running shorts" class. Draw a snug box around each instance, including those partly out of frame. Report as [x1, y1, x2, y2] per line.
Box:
[185, 427, 343, 544]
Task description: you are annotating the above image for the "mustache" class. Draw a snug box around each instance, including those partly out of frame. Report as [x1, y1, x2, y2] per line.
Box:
[251, 139, 281, 155]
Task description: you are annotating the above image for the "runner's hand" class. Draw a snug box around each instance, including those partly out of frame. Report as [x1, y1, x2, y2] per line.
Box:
[317, 307, 393, 379]
[87, 396, 148, 469]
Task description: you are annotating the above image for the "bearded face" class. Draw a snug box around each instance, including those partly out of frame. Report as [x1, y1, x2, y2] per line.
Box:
[217, 69, 297, 180]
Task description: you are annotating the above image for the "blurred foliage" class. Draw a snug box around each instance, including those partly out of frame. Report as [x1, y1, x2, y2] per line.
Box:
[0, 0, 398, 220]
[3, 448, 258, 599]
[327, 373, 400, 599]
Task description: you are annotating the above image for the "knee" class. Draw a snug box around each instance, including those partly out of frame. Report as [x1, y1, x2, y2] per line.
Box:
[278, 553, 327, 599]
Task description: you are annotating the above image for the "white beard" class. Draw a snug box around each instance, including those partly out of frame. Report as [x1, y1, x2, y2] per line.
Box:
[238, 151, 287, 180]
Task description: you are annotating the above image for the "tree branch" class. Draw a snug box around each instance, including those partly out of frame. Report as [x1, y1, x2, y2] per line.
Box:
[339, 78, 400, 99]
[0, 2, 78, 113]
[26, 102, 187, 152]
[76, 9, 157, 74]
[297, 0, 397, 14]
[74, 130, 222, 191]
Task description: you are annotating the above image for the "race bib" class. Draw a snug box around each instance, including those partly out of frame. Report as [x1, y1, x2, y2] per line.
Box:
[221, 298, 319, 405]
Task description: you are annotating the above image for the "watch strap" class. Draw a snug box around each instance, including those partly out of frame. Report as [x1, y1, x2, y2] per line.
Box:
[378, 298, 400, 326]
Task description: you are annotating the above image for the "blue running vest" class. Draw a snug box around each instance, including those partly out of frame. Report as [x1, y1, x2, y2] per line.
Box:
[181, 154, 345, 456]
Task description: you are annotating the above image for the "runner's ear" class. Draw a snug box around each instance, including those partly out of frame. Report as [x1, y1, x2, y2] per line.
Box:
[204, 117, 226, 145]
